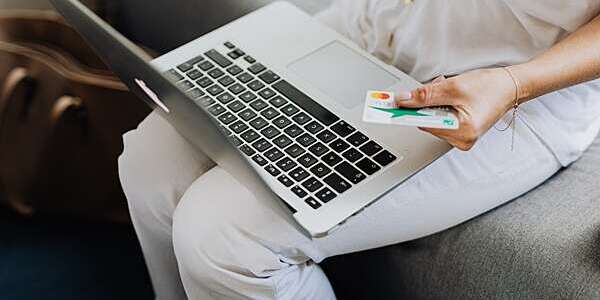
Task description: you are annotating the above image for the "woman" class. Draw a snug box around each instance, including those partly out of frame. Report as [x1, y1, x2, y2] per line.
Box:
[119, 1, 600, 299]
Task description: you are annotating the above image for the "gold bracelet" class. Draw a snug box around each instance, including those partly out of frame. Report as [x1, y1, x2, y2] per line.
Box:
[503, 66, 521, 110]
[495, 66, 522, 151]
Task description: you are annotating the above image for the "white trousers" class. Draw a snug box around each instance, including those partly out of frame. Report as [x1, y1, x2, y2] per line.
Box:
[118, 111, 561, 300]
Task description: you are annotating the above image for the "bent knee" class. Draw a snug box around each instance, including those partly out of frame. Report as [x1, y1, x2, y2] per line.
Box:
[119, 112, 215, 216]
[171, 168, 292, 281]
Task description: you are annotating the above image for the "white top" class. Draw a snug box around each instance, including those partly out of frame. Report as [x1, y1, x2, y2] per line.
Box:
[318, 0, 600, 166]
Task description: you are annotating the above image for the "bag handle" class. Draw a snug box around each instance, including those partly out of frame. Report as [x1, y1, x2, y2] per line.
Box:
[0, 67, 36, 122]
[50, 95, 87, 128]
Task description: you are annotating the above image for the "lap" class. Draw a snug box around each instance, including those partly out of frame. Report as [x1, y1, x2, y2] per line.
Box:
[120, 112, 561, 261]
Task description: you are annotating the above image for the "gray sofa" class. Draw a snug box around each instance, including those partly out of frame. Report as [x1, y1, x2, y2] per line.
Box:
[114, 1, 600, 298]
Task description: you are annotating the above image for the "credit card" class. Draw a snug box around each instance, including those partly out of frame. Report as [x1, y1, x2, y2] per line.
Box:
[363, 90, 459, 129]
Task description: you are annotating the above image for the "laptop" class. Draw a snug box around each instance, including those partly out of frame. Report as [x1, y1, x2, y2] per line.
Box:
[49, 0, 452, 237]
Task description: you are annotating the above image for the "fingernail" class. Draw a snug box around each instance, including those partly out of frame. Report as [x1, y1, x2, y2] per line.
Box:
[396, 91, 412, 101]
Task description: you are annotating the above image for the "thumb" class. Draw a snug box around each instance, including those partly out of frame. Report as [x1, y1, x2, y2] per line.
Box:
[396, 81, 451, 108]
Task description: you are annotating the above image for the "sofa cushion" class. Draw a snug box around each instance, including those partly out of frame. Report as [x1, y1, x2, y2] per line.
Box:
[321, 135, 600, 299]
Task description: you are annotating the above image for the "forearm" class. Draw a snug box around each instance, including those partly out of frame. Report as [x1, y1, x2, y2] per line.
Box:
[511, 14, 600, 103]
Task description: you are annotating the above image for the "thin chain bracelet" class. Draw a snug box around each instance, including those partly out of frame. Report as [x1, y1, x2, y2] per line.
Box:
[495, 67, 522, 151]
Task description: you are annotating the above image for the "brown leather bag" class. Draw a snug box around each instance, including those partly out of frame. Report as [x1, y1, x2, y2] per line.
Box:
[0, 11, 150, 222]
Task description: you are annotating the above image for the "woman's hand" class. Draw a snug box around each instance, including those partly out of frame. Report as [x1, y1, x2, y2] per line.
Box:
[396, 68, 517, 150]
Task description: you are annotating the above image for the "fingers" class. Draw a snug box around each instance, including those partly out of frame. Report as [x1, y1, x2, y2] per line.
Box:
[419, 127, 477, 151]
[396, 80, 454, 108]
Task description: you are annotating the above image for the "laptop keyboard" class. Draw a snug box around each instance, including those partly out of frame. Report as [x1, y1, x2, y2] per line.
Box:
[165, 42, 398, 210]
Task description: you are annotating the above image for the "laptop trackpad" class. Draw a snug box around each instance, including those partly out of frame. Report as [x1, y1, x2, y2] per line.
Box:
[288, 42, 398, 110]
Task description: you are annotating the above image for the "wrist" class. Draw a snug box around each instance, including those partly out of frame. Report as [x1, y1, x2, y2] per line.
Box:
[505, 64, 534, 104]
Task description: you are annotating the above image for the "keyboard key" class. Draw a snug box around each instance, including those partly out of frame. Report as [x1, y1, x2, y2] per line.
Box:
[259, 70, 280, 84]
[248, 63, 266, 74]
[265, 148, 285, 162]
[196, 77, 214, 88]
[208, 68, 224, 79]
[281, 104, 300, 116]
[177, 80, 194, 91]
[292, 112, 311, 125]
[258, 88, 276, 100]
[304, 121, 324, 134]
[356, 158, 382, 175]
[205, 49, 233, 67]
[330, 139, 350, 153]
[218, 112, 237, 125]
[284, 125, 303, 138]
[291, 186, 308, 198]
[252, 154, 268, 166]
[244, 56, 256, 64]
[252, 138, 273, 152]
[250, 117, 269, 130]
[207, 84, 225, 96]
[296, 133, 317, 147]
[273, 80, 340, 126]
[218, 75, 235, 86]
[322, 152, 343, 167]
[289, 167, 310, 182]
[269, 96, 288, 108]
[302, 177, 324, 193]
[285, 144, 306, 158]
[347, 132, 369, 147]
[373, 150, 397, 166]
[239, 91, 258, 103]
[342, 148, 364, 163]
[315, 188, 336, 203]
[324, 173, 352, 194]
[217, 92, 235, 104]
[177, 62, 193, 72]
[278, 175, 294, 187]
[273, 116, 292, 129]
[187, 55, 205, 65]
[227, 100, 245, 112]
[238, 109, 257, 121]
[208, 104, 226, 116]
[334, 162, 366, 184]
[308, 142, 329, 157]
[186, 69, 203, 80]
[228, 83, 247, 95]
[359, 141, 384, 156]
[250, 100, 268, 111]
[198, 61, 215, 71]
[248, 80, 265, 91]
[239, 144, 256, 156]
[265, 165, 281, 177]
[241, 130, 260, 143]
[316, 130, 336, 143]
[224, 41, 235, 49]
[227, 65, 243, 75]
[273, 135, 293, 148]
[165, 69, 184, 81]
[305, 197, 321, 209]
[197, 96, 215, 107]
[310, 163, 332, 178]
[331, 121, 356, 137]
[227, 50, 242, 60]
[229, 121, 249, 134]
[261, 108, 280, 120]
[298, 153, 318, 168]
[237, 72, 254, 83]
[186, 88, 204, 99]
[261, 126, 281, 139]
[276, 157, 297, 172]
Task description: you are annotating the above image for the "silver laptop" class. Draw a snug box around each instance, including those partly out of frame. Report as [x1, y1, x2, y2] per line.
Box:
[50, 0, 451, 237]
